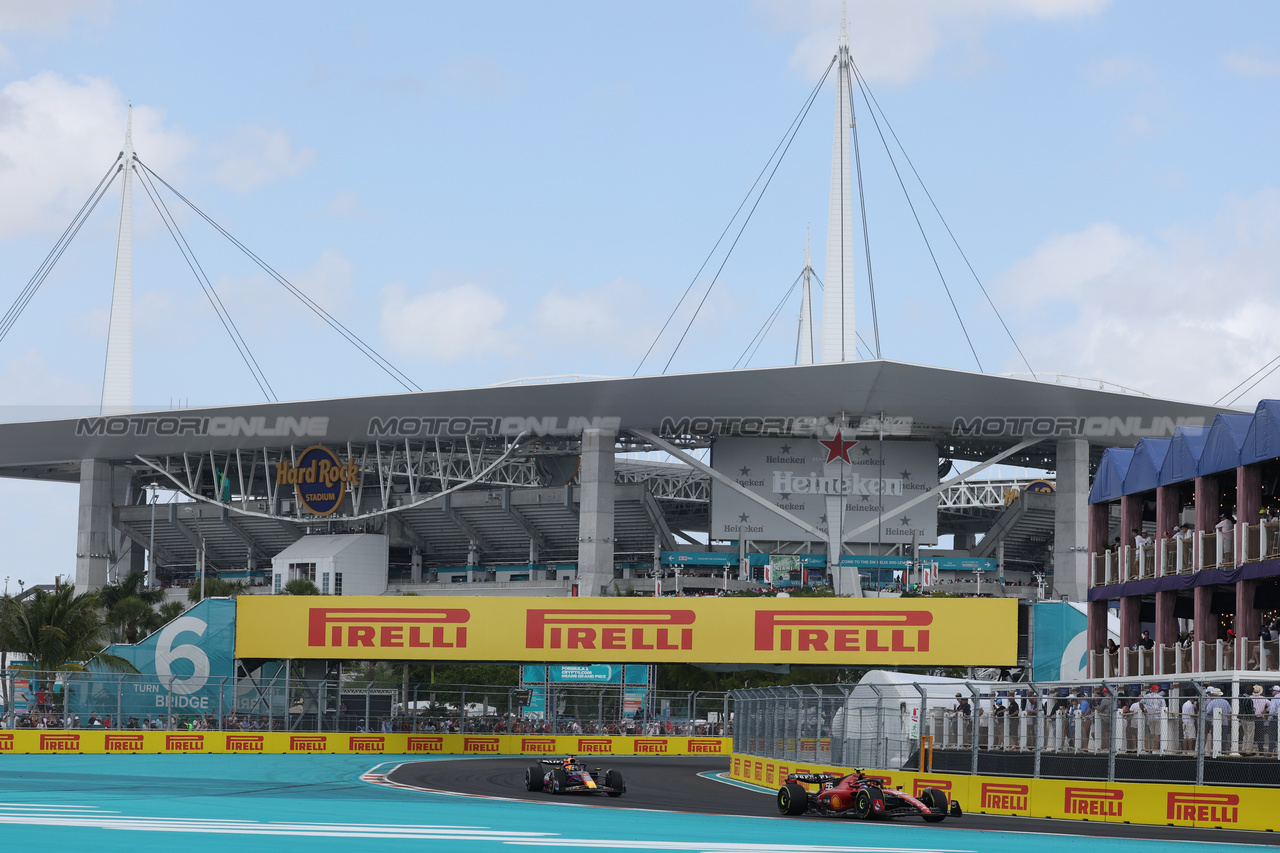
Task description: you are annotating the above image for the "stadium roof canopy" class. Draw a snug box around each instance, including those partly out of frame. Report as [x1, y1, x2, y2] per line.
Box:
[0, 359, 1229, 479]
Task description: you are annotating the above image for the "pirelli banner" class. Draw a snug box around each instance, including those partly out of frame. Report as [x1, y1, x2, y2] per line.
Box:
[729, 755, 1271, 832]
[234, 596, 1017, 665]
[0, 731, 727, 757]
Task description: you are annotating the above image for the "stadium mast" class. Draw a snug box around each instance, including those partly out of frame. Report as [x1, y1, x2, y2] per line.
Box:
[796, 227, 814, 365]
[101, 107, 135, 415]
[819, 3, 856, 364]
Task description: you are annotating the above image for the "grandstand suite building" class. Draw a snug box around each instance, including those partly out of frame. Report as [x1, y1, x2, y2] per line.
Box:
[0, 360, 1225, 602]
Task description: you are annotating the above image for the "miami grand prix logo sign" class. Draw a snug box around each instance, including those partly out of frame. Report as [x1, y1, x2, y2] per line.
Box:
[275, 445, 359, 516]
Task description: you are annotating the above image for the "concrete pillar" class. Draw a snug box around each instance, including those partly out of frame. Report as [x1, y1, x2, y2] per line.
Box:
[1087, 598, 1109, 658]
[411, 549, 423, 584]
[1088, 502, 1109, 553]
[1155, 591, 1178, 649]
[1155, 484, 1179, 544]
[75, 459, 113, 593]
[1236, 578, 1260, 644]
[1193, 585, 1215, 669]
[1119, 595, 1141, 650]
[1194, 476, 1218, 569]
[1237, 464, 1261, 559]
[576, 428, 616, 597]
[996, 540, 1005, 582]
[1054, 438, 1090, 600]
[1119, 493, 1141, 547]
[953, 532, 977, 551]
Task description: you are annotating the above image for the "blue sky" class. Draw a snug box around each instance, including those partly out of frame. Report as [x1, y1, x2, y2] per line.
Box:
[1, 0, 1279, 588]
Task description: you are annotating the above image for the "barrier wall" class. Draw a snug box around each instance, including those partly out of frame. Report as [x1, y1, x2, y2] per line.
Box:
[0, 730, 729, 757]
[728, 753, 1280, 832]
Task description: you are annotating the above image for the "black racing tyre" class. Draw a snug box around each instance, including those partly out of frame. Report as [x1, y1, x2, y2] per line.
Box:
[919, 787, 948, 822]
[525, 766, 543, 792]
[604, 769, 625, 797]
[852, 788, 873, 820]
[550, 768, 568, 793]
[777, 782, 808, 816]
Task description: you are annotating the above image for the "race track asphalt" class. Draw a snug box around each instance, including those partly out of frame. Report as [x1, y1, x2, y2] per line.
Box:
[387, 756, 1279, 846]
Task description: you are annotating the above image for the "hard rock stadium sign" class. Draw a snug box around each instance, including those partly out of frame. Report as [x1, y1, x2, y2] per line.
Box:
[235, 597, 1016, 665]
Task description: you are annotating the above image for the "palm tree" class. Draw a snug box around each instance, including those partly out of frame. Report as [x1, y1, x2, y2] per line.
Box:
[0, 586, 136, 675]
[282, 578, 320, 595]
[106, 596, 163, 644]
[187, 577, 250, 603]
[157, 601, 186, 623]
[98, 571, 166, 610]
[100, 571, 168, 644]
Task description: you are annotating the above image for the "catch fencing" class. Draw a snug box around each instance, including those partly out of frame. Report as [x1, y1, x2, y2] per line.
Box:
[731, 676, 1280, 787]
[0, 669, 728, 737]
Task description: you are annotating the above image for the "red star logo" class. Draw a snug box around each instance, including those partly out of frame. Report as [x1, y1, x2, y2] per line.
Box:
[819, 433, 858, 464]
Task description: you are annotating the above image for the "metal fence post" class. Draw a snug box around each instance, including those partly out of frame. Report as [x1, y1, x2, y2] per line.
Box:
[1029, 682, 1042, 779]
[912, 683, 929, 772]
[1192, 681, 1206, 785]
[283, 661, 291, 732]
[117, 673, 124, 727]
[1101, 680, 1116, 782]
[218, 676, 226, 727]
[965, 682, 981, 776]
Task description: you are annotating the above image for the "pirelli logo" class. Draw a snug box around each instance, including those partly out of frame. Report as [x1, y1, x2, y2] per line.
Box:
[349, 736, 385, 753]
[290, 736, 328, 752]
[521, 737, 558, 753]
[634, 738, 668, 754]
[407, 736, 444, 753]
[226, 735, 264, 752]
[753, 761, 762, 781]
[0, 733, 13, 751]
[104, 734, 144, 752]
[307, 607, 469, 649]
[464, 737, 499, 753]
[1064, 787, 1122, 817]
[525, 608, 695, 651]
[981, 782, 1029, 812]
[166, 734, 204, 751]
[912, 778, 947, 797]
[577, 737, 612, 753]
[40, 733, 80, 751]
[754, 609, 932, 653]
[731, 757, 742, 776]
[1167, 792, 1239, 824]
[686, 738, 722, 754]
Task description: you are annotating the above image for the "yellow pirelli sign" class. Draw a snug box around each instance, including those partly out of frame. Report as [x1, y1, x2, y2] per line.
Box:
[234, 596, 1016, 664]
[0, 730, 727, 757]
[729, 755, 1277, 832]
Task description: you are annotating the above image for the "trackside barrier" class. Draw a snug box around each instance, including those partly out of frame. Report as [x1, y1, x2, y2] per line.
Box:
[0, 731, 730, 756]
[729, 753, 1277, 832]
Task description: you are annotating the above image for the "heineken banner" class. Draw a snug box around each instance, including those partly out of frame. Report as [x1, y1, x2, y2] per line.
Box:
[711, 437, 939, 544]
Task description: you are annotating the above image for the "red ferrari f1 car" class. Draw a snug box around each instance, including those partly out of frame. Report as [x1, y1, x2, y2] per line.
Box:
[525, 757, 625, 797]
[776, 771, 961, 822]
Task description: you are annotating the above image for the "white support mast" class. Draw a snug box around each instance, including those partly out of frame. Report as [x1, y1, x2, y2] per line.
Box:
[819, 4, 856, 364]
[796, 227, 814, 365]
[101, 107, 135, 415]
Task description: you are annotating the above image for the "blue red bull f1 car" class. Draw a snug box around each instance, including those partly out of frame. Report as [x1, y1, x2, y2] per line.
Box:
[525, 757, 625, 797]
[776, 771, 961, 822]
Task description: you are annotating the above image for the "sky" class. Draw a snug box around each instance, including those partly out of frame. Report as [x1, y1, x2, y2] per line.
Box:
[1, 0, 1279, 589]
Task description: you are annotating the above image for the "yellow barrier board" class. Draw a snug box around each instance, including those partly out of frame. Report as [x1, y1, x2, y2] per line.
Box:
[235, 596, 1017, 665]
[728, 753, 1280, 832]
[0, 731, 729, 757]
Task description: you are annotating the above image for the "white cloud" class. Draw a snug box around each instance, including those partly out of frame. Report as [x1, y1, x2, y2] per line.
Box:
[993, 190, 1280, 405]
[530, 279, 658, 358]
[757, 0, 1110, 83]
[1224, 51, 1280, 77]
[380, 281, 510, 362]
[323, 190, 374, 219]
[211, 125, 316, 194]
[0, 0, 112, 33]
[0, 72, 191, 239]
[134, 248, 356, 340]
[0, 349, 97, 405]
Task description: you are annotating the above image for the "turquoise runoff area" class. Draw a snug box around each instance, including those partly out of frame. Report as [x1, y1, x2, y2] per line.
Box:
[0, 754, 1263, 853]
